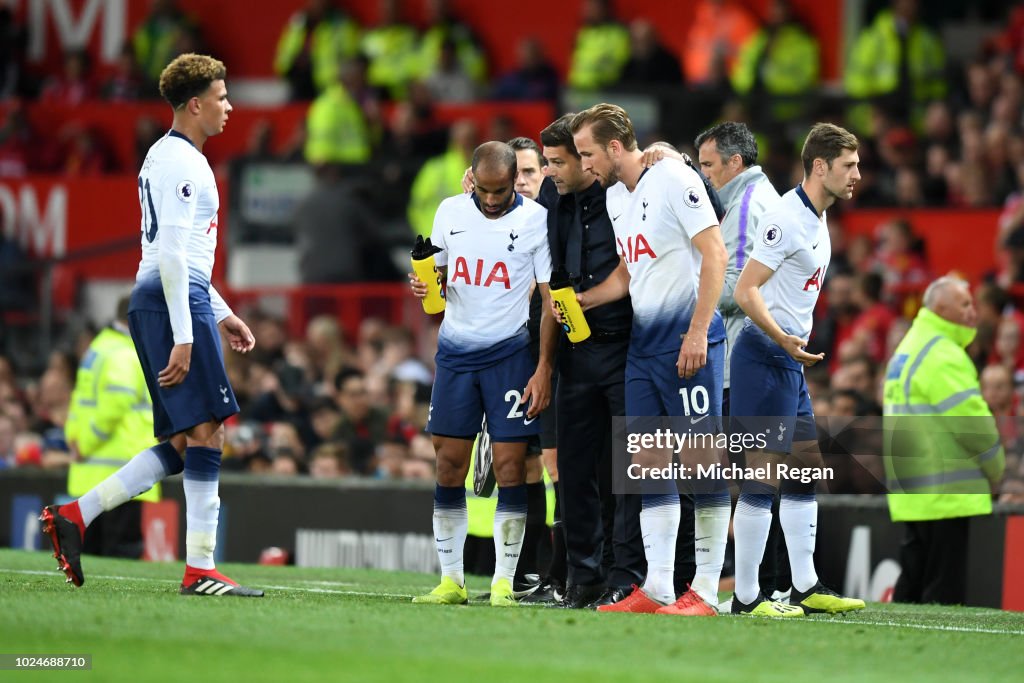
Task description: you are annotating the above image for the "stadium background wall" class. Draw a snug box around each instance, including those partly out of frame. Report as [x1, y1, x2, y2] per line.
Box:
[3, 470, 1023, 610]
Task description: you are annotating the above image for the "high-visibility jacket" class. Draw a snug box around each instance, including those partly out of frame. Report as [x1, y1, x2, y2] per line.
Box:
[65, 326, 158, 501]
[361, 23, 420, 98]
[883, 307, 1004, 521]
[567, 23, 630, 90]
[417, 23, 486, 83]
[731, 24, 819, 121]
[407, 148, 470, 238]
[304, 83, 372, 165]
[844, 10, 945, 133]
[274, 10, 362, 94]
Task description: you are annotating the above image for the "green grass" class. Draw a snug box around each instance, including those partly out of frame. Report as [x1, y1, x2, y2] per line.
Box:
[1, 548, 1022, 682]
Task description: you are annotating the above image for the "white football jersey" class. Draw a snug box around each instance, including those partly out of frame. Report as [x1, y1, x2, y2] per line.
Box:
[748, 185, 830, 340]
[605, 158, 724, 357]
[133, 131, 230, 344]
[431, 193, 551, 369]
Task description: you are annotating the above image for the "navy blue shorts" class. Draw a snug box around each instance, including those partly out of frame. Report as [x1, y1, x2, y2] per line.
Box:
[729, 324, 816, 454]
[625, 341, 724, 423]
[128, 309, 239, 439]
[428, 345, 540, 441]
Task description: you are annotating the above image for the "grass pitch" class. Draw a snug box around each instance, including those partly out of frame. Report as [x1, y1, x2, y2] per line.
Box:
[1, 549, 1022, 683]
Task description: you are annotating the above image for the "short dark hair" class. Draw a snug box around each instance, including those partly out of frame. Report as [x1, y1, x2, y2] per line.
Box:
[801, 122, 859, 175]
[539, 113, 580, 158]
[694, 122, 758, 167]
[570, 103, 637, 152]
[159, 53, 227, 109]
[471, 140, 517, 177]
[507, 136, 544, 167]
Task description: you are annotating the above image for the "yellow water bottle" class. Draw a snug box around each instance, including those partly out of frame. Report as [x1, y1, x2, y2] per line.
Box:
[411, 235, 446, 314]
[549, 266, 590, 343]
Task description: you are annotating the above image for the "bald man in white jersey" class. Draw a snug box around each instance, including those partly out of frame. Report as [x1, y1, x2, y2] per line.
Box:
[410, 141, 557, 607]
[41, 54, 262, 597]
[569, 103, 732, 616]
[730, 122, 866, 616]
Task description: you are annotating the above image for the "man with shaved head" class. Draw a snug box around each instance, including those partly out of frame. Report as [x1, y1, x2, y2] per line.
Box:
[409, 140, 557, 608]
[884, 275, 1005, 604]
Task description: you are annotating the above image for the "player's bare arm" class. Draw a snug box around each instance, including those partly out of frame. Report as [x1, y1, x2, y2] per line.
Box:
[523, 282, 555, 418]
[678, 226, 727, 379]
[735, 258, 824, 367]
[219, 314, 255, 353]
[576, 257, 630, 311]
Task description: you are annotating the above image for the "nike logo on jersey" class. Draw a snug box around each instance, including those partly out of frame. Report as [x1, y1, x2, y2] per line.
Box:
[690, 415, 709, 424]
[450, 229, 466, 235]
[523, 416, 536, 425]
[812, 241, 820, 249]
[612, 213, 622, 221]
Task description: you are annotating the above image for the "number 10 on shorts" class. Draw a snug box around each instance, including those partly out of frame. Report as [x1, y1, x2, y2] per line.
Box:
[678, 386, 709, 417]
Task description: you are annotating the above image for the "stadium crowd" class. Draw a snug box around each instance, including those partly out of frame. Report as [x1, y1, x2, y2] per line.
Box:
[3, 0, 1024, 504]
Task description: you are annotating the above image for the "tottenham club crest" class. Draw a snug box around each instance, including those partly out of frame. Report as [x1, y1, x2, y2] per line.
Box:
[683, 186, 703, 209]
[176, 180, 195, 203]
[762, 224, 783, 246]
[508, 230, 519, 252]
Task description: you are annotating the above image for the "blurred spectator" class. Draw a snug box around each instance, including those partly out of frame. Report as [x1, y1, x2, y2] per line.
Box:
[361, 0, 419, 99]
[808, 271, 857, 363]
[59, 124, 115, 176]
[274, 0, 362, 101]
[417, 0, 486, 86]
[309, 396, 342, 447]
[305, 315, 357, 389]
[424, 37, 478, 103]
[567, 0, 630, 90]
[683, 0, 759, 88]
[991, 2, 1024, 76]
[0, 101, 34, 176]
[271, 448, 304, 476]
[731, 0, 819, 122]
[294, 168, 400, 283]
[491, 37, 560, 103]
[332, 369, 390, 475]
[845, 0, 946, 135]
[40, 49, 95, 106]
[101, 43, 145, 101]
[249, 363, 317, 450]
[133, 117, 163, 170]
[304, 58, 373, 166]
[0, 412, 15, 468]
[132, 0, 202, 93]
[223, 421, 268, 471]
[872, 218, 930, 315]
[990, 315, 1024, 386]
[616, 19, 682, 87]
[407, 118, 477, 237]
[309, 442, 351, 478]
[374, 102, 447, 223]
[850, 272, 897, 365]
[0, 4, 28, 99]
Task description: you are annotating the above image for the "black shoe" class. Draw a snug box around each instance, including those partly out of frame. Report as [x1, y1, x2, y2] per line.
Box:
[520, 578, 564, 605]
[585, 585, 634, 609]
[39, 505, 84, 587]
[556, 582, 606, 609]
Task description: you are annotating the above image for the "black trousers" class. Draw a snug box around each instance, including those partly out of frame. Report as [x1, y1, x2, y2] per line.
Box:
[82, 501, 143, 559]
[893, 517, 969, 605]
[556, 339, 644, 588]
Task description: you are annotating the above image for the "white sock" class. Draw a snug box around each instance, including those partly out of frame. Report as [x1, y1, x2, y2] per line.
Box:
[691, 493, 731, 605]
[639, 495, 680, 604]
[77, 443, 180, 526]
[733, 493, 773, 605]
[433, 485, 468, 586]
[780, 493, 819, 592]
[492, 485, 527, 585]
[183, 447, 221, 571]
